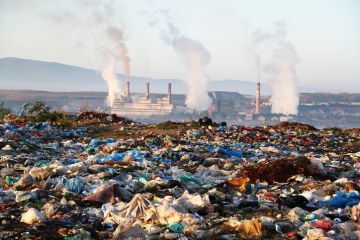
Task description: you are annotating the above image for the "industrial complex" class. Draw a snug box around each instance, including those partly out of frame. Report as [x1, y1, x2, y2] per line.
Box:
[110, 77, 263, 119]
[111, 80, 173, 117]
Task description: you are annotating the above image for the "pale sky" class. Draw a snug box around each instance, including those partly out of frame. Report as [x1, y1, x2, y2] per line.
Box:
[0, 0, 359, 91]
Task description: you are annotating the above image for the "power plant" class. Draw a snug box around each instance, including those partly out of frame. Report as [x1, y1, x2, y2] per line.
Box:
[111, 77, 263, 118]
[111, 81, 173, 117]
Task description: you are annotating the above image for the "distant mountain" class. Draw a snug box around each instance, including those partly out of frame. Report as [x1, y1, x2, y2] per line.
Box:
[0, 57, 269, 95]
[0, 57, 126, 92]
[0, 57, 339, 95]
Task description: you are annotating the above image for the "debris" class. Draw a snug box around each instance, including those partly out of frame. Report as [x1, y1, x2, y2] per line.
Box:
[2, 144, 13, 151]
[239, 157, 321, 184]
[16, 174, 35, 188]
[84, 184, 133, 204]
[0, 115, 359, 238]
[20, 208, 45, 224]
[168, 223, 184, 233]
[239, 218, 262, 236]
[113, 223, 147, 240]
[65, 176, 84, 194]
[176, 190, 210, 212]
[352, 203, 360, 222]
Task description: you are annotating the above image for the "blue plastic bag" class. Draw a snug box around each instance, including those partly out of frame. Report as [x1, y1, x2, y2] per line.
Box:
[103, 138, 116, 143]
[326, 191, 360, 208]
[220, 148, 243, 158]
[217, 126, 227, 131]
[95, 153, 125, 163]
[152, 156, 172, 163]
[126, 150, 145, 161]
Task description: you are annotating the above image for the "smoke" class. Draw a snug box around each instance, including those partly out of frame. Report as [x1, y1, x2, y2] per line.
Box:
[270, 36, 299, 115]
[252, 24, 299, 115]
[103, 26, 131, 105]
[162, 21, 211, 111]
[105, 27, 131, 80]
[42, 1, 130, 107]
[255, 54, 261, 83]
[101, 54, 122, 106]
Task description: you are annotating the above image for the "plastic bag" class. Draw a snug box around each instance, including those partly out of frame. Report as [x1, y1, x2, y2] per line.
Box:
[113, 223, 147, 240]
[168, 223, 184, 233]
[240, 218, 262, 236]
[180, 174, 203, 186]
[20, 208, 45, 224]
[311, 220, 332, 232]
[176, 190, 210, 212]
[219, 148, 243, 158]
[65, 177, 84, 194]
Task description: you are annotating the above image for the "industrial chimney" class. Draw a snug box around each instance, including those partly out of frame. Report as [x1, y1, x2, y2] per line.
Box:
[125, 79, 130, 97]
[145, 82, 150, 99]
[168, 83, 172, 104]
[255, 82, 260, 114]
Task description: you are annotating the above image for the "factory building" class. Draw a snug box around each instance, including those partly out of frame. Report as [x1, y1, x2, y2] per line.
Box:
[111, 82, 173, 117]
[209, 92, 235, 115]
[208, 91, 251, 116]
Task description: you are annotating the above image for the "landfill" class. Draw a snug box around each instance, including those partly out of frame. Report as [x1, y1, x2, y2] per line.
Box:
[0, 112, 359, 239]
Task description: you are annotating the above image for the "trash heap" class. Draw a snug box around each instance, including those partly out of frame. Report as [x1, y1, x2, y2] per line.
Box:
[0, 114, 359, 239]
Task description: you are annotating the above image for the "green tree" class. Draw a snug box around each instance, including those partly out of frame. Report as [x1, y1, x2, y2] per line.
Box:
[23, 101, 52, 115]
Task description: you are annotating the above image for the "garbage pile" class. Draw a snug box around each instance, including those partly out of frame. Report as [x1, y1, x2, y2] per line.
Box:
[0, 114, 359, 239]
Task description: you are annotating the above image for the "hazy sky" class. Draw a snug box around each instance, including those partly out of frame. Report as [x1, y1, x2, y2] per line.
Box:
[0, 0, 359, 92]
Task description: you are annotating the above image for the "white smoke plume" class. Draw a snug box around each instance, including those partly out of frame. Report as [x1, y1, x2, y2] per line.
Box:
[105, 26, 131, 82]
[252, 24, 299, 115]
[270, 36, 299, 115]
[254, 54, 261, 83]
[101, 54, 122, 106]
[43, 1, 130, 107]
[163, 21, 211, 111]
[103, 26, 131, 105]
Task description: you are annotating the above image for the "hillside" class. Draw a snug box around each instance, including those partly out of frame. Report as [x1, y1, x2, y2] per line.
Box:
[0, 57, 269, 95]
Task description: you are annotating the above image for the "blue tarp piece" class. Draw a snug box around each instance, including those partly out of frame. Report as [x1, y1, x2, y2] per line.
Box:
[326, 191, 360, 208]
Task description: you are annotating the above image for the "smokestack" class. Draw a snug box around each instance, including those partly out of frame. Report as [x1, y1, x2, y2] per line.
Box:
[255, 82, 260, 114]
[168, 83, 172, 104]
[125, 80, 130, 97]
[145, 82, 150, 99]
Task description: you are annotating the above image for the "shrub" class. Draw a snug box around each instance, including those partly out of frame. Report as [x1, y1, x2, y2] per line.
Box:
[22, 101, 72, 126]
[0, 102, 11, 120]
